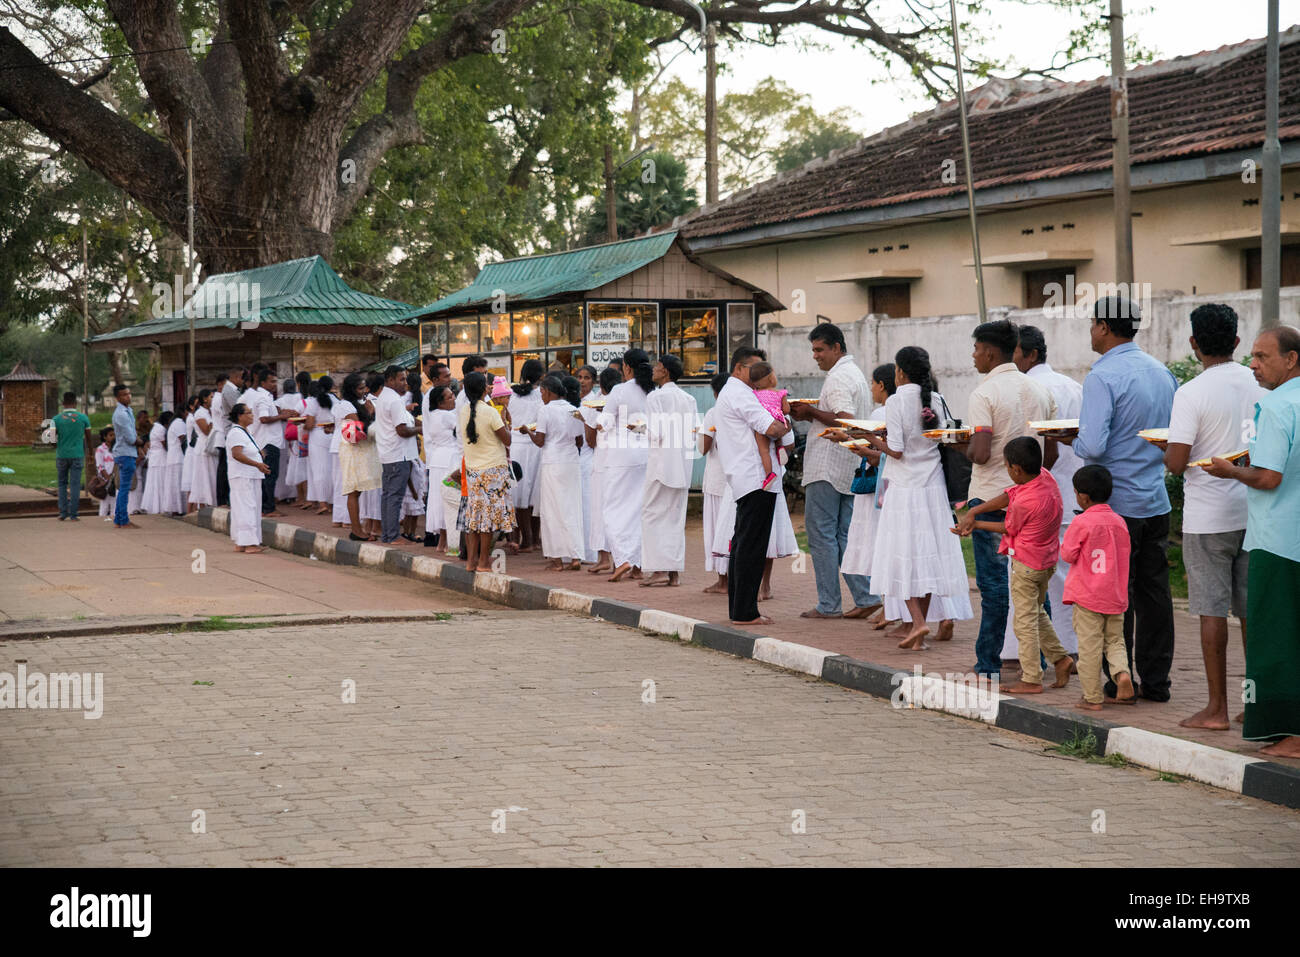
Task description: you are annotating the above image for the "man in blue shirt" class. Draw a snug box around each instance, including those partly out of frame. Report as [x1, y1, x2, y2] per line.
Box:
[110, 383, 140, 529]
[1057, 296, 1178, 701]
[1204, 325, 1300, 758]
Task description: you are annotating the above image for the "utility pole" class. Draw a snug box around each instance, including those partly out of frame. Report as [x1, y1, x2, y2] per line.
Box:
[81, 212, 89, 415]
[949, 0, 986, 323]
[186, 116, 196, 395]
[705, 20, 718, 205]
[604, 143, 617, 242]
[1262, 0, 1281, 329]
[1108, 0, 1133, 289]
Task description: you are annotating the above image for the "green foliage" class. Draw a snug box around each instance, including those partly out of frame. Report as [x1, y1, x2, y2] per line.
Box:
[0, 446, 59, 490]
[1166, 355, 1202, 386]
[580, 151, 697, 244]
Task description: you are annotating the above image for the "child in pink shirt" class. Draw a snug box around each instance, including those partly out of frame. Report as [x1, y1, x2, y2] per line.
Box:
[747, 361, 789, 491]
[1060, 464, 1135, 710]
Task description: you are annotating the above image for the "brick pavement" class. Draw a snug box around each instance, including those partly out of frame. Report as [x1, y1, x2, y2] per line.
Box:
[262, 503, 1287, 766]
[2, 613, 1297, 867]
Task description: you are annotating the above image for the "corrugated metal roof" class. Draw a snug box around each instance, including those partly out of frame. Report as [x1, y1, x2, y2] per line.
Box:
[90, 256, 410, 344]
[364, 346, 419, 372]
[400, 232, 679, 321]
[0, 360, 52, 382]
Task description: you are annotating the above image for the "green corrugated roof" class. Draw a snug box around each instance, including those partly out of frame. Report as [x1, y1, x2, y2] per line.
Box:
[364, 346, 419, 372]
[90, 256, 410, 344]
[398, 231, 679, 322]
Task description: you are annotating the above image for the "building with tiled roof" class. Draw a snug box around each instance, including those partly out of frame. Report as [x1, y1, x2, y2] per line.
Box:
[0, 361, 56, 445]
[674, 26, 1300, 325]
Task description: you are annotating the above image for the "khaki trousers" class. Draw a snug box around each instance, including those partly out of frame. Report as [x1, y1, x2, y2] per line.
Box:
[1010, 558, 1067, 683]
[1073, 605, 1128, 704]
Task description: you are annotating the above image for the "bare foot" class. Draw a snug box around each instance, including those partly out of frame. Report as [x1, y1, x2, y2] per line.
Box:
[1235, 711, 1245, 724]
[799, 609, 842, 619]
[1075, 698, 1104, 712]
[898, 627, 930, 650]
[1001, 681, 1045, 694]
[1108, 672, 1137, 705]
[114, 522, 142, 529]
[1179, 706, 1230, 731]
[844, 603, 882, 620]
[233, 545, 245, 552]
[565, 560, 582, 571]
[544, 559, 564, 571]
[702, 580, 727, 594]
[873, 617, 897, 632]
[263, 510, 284, 517]
[243, 545, 266, 554]
[1258, 736, 1300, 758]
[588, 564, 612, 575]
[758, 587, 773, 601]
[628, 568, 643, 580]
[316, 505, 331, 515]
[936, 619, 954, 641]
[867, 611, 886, 627]
[730, 616, 773, 627]
[607, 563, 632, 582]
[640, 572, 672, 587]
[1051, 656, 1072, 689]
[886, 623, 910, 640]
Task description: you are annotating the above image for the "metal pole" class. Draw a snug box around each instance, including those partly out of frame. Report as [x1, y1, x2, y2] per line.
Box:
[1262, 0, 1281, 329]
[604, 143, 617, 241]
[949, 0, 986, 323]
[81, 214, 89, 415]
[186, 116, 196, 395]
[705, 20, 718, 205]
[1109, 0, 1133, 287]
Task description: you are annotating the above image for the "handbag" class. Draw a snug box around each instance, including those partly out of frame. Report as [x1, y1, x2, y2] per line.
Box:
[934, 393, 972, 506]
[850, 457, 877, 495]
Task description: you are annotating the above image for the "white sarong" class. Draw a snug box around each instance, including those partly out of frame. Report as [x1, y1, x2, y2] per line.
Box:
[229, 476, 262, 546]
[539, 462, 585, 560]
[640, 479, 688, 573]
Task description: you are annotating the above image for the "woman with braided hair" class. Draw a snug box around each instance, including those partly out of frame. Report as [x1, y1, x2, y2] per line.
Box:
[457, 371, 516, 571]
[601, 348, 653, 582]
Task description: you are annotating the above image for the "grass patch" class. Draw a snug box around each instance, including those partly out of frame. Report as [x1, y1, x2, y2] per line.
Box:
[1052, 726, 1128, 767]
[191, 680, 214, 686]
[434, 612, 453, 621]
[0, 445, 59, 491]
[181, 615, 275, 633]
[1157, 771, 1186, 783]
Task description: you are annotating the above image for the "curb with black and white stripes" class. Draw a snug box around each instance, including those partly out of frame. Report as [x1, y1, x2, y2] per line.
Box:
[184, 506, 1300, 811]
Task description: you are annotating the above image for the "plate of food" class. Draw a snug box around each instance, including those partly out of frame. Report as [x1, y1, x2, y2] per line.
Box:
[288, 415, 307, 423]
[1029, 418, 1079, 434]
[834, 418, 887, 432]
[788, 398, 820, 405]
[838, 438, 876, 449]
[1190, 449, 1248, 468]
[1138, 427, 1170, 444]
[923, 427, 973, 440]
[582, 398, 606, 409]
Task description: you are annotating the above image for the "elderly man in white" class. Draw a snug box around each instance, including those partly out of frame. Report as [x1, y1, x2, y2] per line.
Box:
[639, 355, 699, 587]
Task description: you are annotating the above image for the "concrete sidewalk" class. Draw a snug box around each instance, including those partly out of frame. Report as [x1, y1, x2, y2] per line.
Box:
[0, 515, 494, 623]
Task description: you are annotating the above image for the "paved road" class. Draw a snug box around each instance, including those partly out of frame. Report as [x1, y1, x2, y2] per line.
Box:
[3, 610, 1297, 866]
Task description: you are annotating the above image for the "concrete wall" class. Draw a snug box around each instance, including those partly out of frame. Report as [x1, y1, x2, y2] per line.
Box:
[761, 287, 1300, 421]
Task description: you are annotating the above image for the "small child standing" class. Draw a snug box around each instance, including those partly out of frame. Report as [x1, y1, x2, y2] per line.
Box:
[746, 361, 788, 491]
[957, 436, 1070, 693]
[1060, 464, 1135, 710]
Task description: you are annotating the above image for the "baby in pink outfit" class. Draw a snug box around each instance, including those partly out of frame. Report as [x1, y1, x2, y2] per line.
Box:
[747, 361, 788, 490]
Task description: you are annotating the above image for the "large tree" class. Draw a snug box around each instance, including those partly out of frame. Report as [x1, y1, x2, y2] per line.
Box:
[0, 1, 1121, 280]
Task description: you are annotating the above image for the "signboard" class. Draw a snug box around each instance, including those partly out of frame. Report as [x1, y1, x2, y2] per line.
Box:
[588, 344, 626, 367]
[588, 317, 630, 344]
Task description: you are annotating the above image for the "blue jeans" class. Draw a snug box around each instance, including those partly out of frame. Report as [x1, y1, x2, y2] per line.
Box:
[113, 456, 136, 526]
[968, 497, 1009, 676]
[804, 480, 880, 614]
[56, 457, 82, 518]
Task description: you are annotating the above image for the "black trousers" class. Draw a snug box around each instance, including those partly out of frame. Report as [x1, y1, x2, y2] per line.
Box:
[1105, 511, 1176, 700]
[727, 489, 777, 623]
[260, 445, 281, 513]
[215, 450, 230, 507]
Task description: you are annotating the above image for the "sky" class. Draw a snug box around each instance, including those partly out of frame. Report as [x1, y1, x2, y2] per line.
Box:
[659, 0, 1300, 142]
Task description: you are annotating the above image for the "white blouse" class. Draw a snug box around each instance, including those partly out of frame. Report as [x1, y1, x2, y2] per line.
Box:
[883, 383, 943, 489]
[329, 399, 356, 454]
[536, 400, 580, 466]
[146, 423, 167, 466]
[422, 404, 459, 469]
[226, 425, 264, 480]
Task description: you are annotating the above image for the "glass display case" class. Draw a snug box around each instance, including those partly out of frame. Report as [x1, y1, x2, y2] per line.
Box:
[665, 306, 719, 378]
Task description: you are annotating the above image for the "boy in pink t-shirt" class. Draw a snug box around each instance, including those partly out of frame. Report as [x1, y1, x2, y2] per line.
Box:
[1060, 464, 1135, 710]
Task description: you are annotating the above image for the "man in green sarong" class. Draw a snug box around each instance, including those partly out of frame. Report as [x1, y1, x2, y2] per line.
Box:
[1205, 325, 1300, 758]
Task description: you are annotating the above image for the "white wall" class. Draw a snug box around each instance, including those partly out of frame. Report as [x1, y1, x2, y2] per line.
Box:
[762, 288, 1300, 421]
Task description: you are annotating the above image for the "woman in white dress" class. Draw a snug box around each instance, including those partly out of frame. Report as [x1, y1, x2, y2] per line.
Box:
[179, 395, 197, 506]
[858, 347, 972, 649]
[582, 366, 621, 575]
[302, 376, 336, 514]
[601, 349, 652, 582]
[164, 406, 187, 514]
[226, 402, 270, 553]
[507, 359, 546, 552]
[189, 389, 217, 510]
[422, 384, 459, 550]
[139, 413, 170, 514]
[276, 375, 308, 505]
[525, 374, 585, 570]
[574, 365, 600, 564]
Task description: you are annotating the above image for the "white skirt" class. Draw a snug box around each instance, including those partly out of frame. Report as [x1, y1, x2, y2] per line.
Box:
[866, 478, 971, 611]
[712, 486, 797, 561]
[702, 491, 727, 574]
[539, 462, 585, 560]
[425, 463, 451, 532]
[511, 440, 541, 510]
[588, 465, 607, 554]
[307, 430, 334, 502]
[229, 477, 262, 546]
[401, 465, 426, 518]
[840, 492, 878, 577]
[128, 464, 145, 514]
[139, 459, 165, 513]
[275, 443, 298, 499]
[189, 450, 217, 508]
[640, 480, 688, 573]
[331, 451, 348, 523]
[602, 465, 644, 567]
[285, 439, 310, 486]
[180, 445, 195, 493]
[579, 451, 597, 563]
[163, 462, 185, 514]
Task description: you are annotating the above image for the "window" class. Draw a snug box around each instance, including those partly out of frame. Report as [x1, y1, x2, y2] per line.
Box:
[1024, 268, 1073, 310]
[420, 320, 448, 357]
[448, 316, 479, 354]
[726, 303, 755, 367]
[481, 312, 513, 353]
[545, 303, 583, 346]
[587, 302, 658, 366]
[510, 309, 543, 352]
[665, 306, 719, 378]
[869, 283, 911, 318]
[1244, 246, 1300, 289]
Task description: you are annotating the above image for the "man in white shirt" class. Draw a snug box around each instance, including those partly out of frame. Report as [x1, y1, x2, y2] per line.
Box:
[1013, 325, 1084, 656]
[640, 356, 699, 586]
[215, 366, 245, 507]
[788, 322, 881, 620]
[714, 347, 791, 626]
[237, 364, 294, 516]
[952, 319, 1056, 678]
[373, 365, 420, 543]
[1163, 304, 1265, 731]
